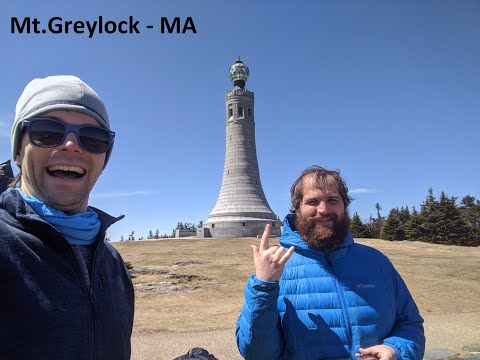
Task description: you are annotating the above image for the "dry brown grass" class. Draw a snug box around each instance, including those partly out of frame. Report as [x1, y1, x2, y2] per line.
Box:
[114, 237, 261, 334]
[112, 238, 480, 359]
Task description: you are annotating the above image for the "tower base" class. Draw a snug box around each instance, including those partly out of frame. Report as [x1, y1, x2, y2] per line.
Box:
[198, 219, 282, 238]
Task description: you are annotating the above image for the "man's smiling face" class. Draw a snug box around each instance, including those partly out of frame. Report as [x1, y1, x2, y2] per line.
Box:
[296, 176, 350, 252]
[15, 110, 106, 214]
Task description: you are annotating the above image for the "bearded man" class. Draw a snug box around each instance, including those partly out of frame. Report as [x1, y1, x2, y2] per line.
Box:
[236, 166, 425, 360]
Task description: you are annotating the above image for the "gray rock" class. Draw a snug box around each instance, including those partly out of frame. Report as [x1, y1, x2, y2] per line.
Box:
[463, 344, 480, 353]
[424, 348, 457, 360]
[461, 355, 480, 360]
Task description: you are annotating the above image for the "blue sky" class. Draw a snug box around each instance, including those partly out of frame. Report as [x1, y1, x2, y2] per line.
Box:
[1, 1, 479, 240]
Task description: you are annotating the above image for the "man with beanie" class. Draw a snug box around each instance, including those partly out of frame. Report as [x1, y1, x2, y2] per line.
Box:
[0, 76, 134, 359]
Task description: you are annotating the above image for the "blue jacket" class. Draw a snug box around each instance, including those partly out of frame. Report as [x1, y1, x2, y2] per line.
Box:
[0, 188, 134, 359]
[236, 214, 425, 360]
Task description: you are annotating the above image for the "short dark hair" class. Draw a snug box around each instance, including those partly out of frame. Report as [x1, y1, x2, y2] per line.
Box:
[290, 166, 352, 212]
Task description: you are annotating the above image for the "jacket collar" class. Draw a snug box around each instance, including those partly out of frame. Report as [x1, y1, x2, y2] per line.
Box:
[280, 213, 354, 261]
[0, 187, 124, 234]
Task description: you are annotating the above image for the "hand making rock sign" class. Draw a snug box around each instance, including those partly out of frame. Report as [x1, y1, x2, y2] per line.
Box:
[251, 224, 295, 282]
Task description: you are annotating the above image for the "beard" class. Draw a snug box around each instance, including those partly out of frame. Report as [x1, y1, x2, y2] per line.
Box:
[295, 211, 350, 252]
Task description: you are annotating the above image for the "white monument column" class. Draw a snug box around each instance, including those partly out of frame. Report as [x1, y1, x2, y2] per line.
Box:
[200, 59, 282, 238]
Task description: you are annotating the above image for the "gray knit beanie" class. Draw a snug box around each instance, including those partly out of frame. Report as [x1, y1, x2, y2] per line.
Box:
[11, 75, 113, 168]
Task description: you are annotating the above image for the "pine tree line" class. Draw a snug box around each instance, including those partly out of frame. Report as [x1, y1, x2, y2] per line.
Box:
[350, 188, 480, 247]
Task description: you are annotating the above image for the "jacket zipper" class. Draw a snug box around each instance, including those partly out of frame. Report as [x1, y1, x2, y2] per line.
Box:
[327, 256, 354, 357]
[336, 280, 354, 357]
[45, 225, 98, 360]
[89, 240, 103, 360]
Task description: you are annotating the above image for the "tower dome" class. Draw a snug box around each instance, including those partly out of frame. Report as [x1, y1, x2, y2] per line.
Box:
[229, 58, 250, 88]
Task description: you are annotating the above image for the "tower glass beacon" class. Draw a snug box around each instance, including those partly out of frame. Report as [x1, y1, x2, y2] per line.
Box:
[199, 59, 282, 238]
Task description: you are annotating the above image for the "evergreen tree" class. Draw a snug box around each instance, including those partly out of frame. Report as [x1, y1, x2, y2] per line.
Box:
[365, 215, 380, 238]
[416, 188, 474, 246]
[436, 192, 469, 245]
[459, 195, 480, 246]
[184, 222, 196, 231]
[365, 203, 385, 238]
[404, 206, 423, 241]
[155, 229, 160, 239]
[399, 206, 411, 224]
[381, 208, 405, 240]
[419, 188, 441, 242]
[148, 230, 154, 239]
[375, 202, 383, 219]
[350, 212, 367, 238]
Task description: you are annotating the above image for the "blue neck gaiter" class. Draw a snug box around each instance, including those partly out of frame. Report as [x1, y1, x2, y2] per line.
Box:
[17, 189, 101, 245]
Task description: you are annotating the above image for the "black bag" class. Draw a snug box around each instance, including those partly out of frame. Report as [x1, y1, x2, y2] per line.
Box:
[172, 347, 218, 360]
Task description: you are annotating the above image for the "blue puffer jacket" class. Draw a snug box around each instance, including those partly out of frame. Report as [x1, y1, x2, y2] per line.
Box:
[236, 214, 425, 360]
[0, 188, 134, 359]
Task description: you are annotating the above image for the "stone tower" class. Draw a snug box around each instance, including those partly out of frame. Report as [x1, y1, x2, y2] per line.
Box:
[199, 59, 282, 238]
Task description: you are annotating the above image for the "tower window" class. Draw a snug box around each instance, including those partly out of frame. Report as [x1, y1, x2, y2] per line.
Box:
[243, 222, 246, 226]
[238, 106, 244, 117]
[272, 222, 275, 227]
[228, 108, 233, 118]
[248, 108, 251, 116]
[212, 224, 215, 228]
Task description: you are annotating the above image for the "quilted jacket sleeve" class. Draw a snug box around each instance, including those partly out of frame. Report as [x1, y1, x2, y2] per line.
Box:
[382, 266, 425, 360]
[236, 275, 283, 360]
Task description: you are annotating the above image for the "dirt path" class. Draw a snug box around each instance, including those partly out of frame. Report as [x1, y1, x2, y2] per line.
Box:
[131, 311, 480, 359]
[132, 329, 241, 360]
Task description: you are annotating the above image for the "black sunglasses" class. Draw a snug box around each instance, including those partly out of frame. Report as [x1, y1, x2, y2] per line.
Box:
[22, 118, 115, 154]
